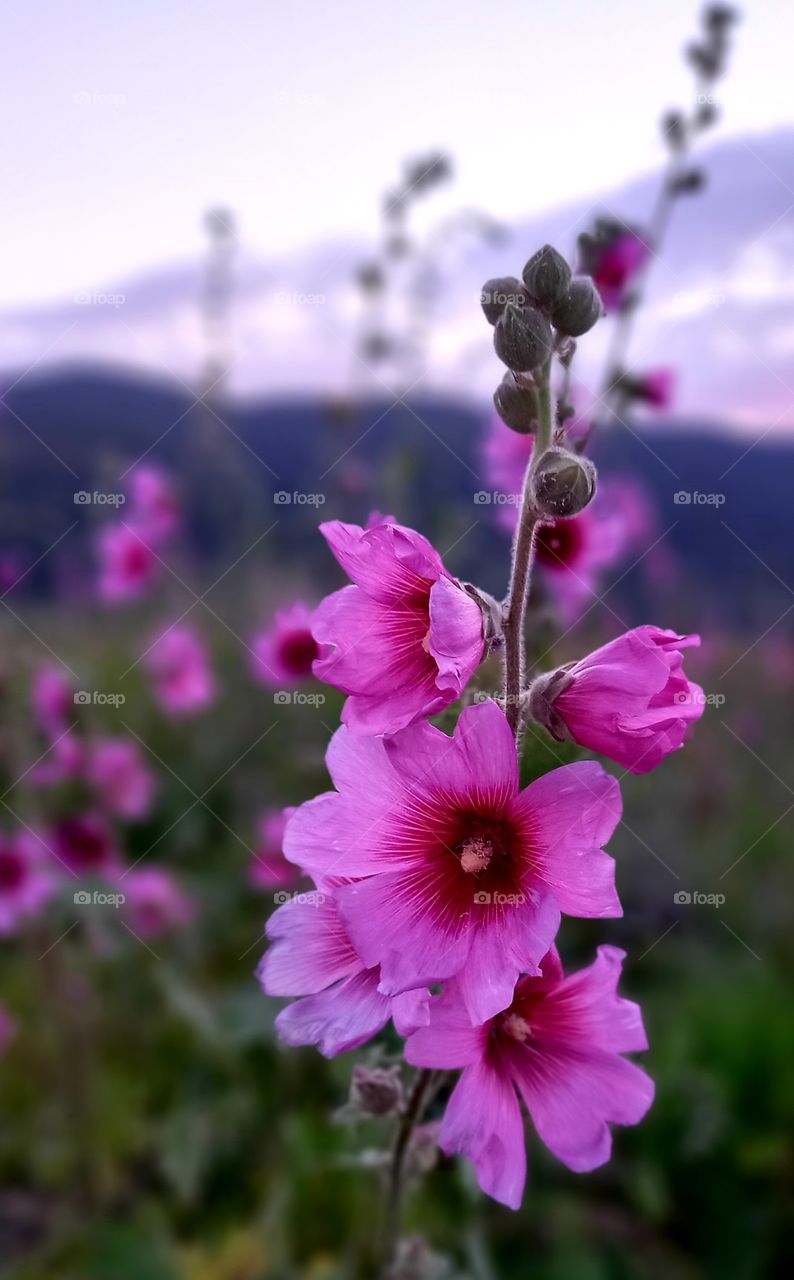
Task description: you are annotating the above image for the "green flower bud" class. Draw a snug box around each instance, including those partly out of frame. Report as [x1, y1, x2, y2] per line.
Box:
[551, 276, 602, 337]
[493, 372, 539, 433]
[531, 447, 596, 518]
[480, 276, 527, 325]
[521, 245, 572, 307]
[493, 303, 552, 373]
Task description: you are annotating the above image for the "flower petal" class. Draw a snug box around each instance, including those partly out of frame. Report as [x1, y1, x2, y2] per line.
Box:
[440, 1059, 526, 1210]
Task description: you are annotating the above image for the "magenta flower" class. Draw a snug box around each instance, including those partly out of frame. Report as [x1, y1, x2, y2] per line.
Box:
[121, 867, 194, 937]
[250, 807, 300, 890]
[633, 367, 676, 410]
[144, 624, 216, 716]
[591, 232, 649, 312]
[530, 627, 704, 774]
[29, 731, 86, 787]
[32, 664, 74, 737]
[250, 603, 319, 687]
[98, 522, 159, 603]
[127, 464, 180, 541]
[50, 814, 119, 879]
[311, 517, 485, 735]
[0, 830, 55, 933]
[406, 946, 653, 1208]
[87, 737, 157, 819]
[258, 893, 429, 1057]
[284, 700, 622, 1025]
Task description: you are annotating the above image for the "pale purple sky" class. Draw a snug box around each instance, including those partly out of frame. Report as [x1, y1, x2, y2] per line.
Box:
[0, 0, 791, 306]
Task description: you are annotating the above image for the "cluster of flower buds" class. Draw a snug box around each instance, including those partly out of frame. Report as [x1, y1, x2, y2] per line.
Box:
[482, 245, 601, 434]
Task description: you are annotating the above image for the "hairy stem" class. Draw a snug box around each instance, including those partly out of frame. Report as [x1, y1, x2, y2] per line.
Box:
[379, 1067, 436, 1276]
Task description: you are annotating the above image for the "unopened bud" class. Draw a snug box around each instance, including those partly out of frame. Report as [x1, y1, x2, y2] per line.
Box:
[551, 276, 602, 337]
[493, 303, 552, 373]
[493, 372, 539, 433]
[522, 245, 572, 307]
[526, 667, 575, 741]
[531, 447, 596, 518]
[480, 276, 527, 325]
[349, 1065, 404, 1117]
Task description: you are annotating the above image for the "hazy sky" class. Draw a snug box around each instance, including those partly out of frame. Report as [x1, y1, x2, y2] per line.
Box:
[1, 0, 791, 306]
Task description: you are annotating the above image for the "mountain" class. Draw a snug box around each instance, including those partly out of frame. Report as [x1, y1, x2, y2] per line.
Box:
[2, 130, 794, 433]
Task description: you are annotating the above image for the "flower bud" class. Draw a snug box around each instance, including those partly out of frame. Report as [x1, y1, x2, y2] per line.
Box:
[493, 372, 539, 433]
[349, 1064, 404, 1117]
[551, 276, 602, 337]
[480, 276, 527, 325]
[531, 447, 596, 518]
[493, 303, 552, 373]
[521, 245, 572, 307]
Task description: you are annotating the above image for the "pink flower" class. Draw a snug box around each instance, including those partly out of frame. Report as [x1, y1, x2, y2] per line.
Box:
[121, 867, 194, 937]
[250, 603, 319, 687]
[32, 665, 74, 737]
[0, 830, 55, 933]
[144, 624, 216, 716]
[86, 737, 157, 820]
[127, 464, 180, 541]
[284, 700, 622, 1025]
[50, 814, 119, 879]
[632, 368, 676, 410]
[29, 731, 86, 787]
[529, 627, 704, 774]
[311, 518, 485, 735]
[258, 893, 429, 1057]
[250, 808, 300, 890]
[591, 232, 649, 312]
[0, 1004, 15, 1053]
[98, 523, 159, 603]
[406, 946, 654, 1208]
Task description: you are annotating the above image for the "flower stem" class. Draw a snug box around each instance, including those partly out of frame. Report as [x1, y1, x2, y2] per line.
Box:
[502, 363, 553, 737]
[378, 1067, 435, 1276]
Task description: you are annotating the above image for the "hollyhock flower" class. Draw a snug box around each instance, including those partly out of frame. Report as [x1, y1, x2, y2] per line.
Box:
[98, 522, 159, 602]
[29, 731, 86, 787]
[406, 947, 654, 1208]
[50, 814, 119, 879]
[311, 517, 485, 735]
[0, 1005, 14, 1053]
[0, 830, 56, 933]
[284, 700, 622, 1025]
[127, 464, 180, 541]
[120, 867, 194, 937]
[250, 807, 300, 890]
[144, 624, 216, 716]
[529, 627, 704, 773]
[258, 893, 429, 1057]
[590, 232, 649, 312]
[250, 603, 319, 687]
[32, 664, 74, 737]
[86, 737, 157, 820]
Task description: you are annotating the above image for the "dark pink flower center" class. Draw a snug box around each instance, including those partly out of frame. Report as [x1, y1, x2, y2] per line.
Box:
[122, 541, 152, 578]
[535, 518, 585, 570]
[56, 820, 110, 872]
[278, 629, 319, 677]
[0, 846, 27, 892]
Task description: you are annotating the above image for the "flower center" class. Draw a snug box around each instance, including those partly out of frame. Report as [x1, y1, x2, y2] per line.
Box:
[279, 630, 319, 677]
[501, 1012, 533, 1042]
[459, 834, 494, 875]
[534, 517, 585, 570]
[0, 848, 26, 892]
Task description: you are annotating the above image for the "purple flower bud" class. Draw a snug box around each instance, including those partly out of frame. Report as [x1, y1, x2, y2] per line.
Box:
[551, 276, 602, 337]
[493, 372, 539, 433]
[493, 303, 552, 373]
[521, 244, 571, 307]
[349, 1064, 404, 1117]
[480, 276, 528, 326]
[531, 447, 596, 518]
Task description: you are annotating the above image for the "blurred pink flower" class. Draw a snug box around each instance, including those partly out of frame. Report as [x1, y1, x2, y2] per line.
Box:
[127, 464, 181, 541]
[312, 518, 485, 735]
[406, 946, 653, 1208]
[50, 814, 120, 879]
[145, 624, 216, 716]
[481, 413, 533, 526]
[250, 807, 300, 890]
[0, 830, 55, 934]
[121, 867, 194, 937]
[98, 522, 159, 603]
[32, 664, 74, 737]
[87, 737, 157, 820]
[633, 368, 676, 410]
[530, 627, 704, 773]
[285, 700, 622, 1026]
[591, 232, 649, 312]
[29, 731, 86, 787]
[258, 893, 429, 1057]
[250, 603, 319, 687]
